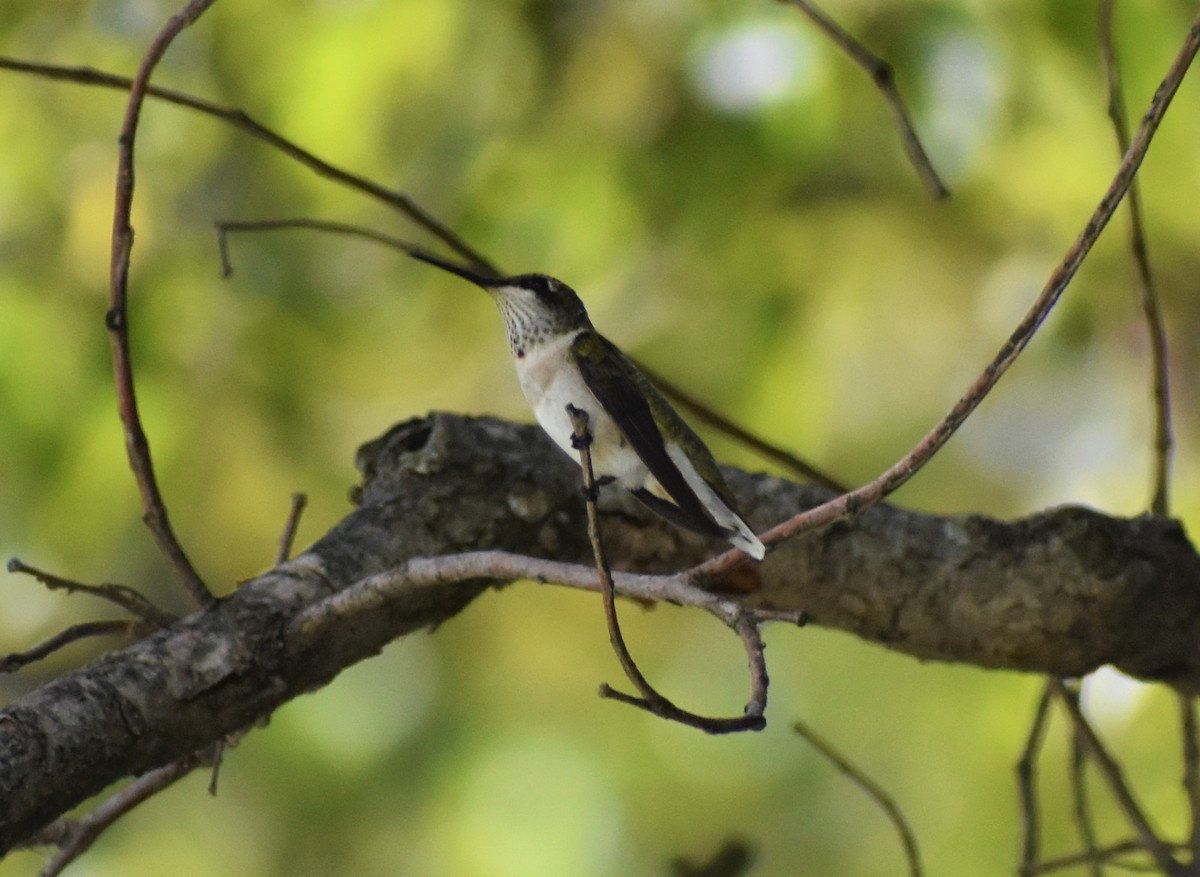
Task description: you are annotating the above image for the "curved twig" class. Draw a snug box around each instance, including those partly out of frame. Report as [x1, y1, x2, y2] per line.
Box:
[107, 1, 217, 606]
[567, 404, 766, 734]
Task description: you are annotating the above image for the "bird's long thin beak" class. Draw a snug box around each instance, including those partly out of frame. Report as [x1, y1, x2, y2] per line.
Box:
[409, 249, 500, 288]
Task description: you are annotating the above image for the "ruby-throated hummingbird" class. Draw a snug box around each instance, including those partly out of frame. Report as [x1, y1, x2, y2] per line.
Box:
[412, 252, 766, 560]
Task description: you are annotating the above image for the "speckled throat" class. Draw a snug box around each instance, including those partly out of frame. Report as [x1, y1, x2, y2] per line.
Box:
[493, 280, 593, 359]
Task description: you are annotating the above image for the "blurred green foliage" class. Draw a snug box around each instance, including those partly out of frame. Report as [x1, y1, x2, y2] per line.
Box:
[2, 0, 1199, 875]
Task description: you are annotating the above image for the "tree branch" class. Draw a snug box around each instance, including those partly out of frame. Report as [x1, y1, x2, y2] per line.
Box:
[4, 414, 1200, 853]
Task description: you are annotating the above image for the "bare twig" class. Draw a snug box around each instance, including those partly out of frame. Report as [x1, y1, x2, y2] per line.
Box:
[215, 219, 432, 279]
[276, 492, 308, 565]
[6, 557, 177, 627]
[1063, 682, 1105, 877]
[777, 0, 948, 199]
[106, 0, 218, 607]
[1017, 682, 1055, 875]
[1178, 694, 1200, 863]
[1050, 679, 1181, 875]
[0, 57, 496, 276]
[24, 748, 212, 877]
[1026, 838, 1180, 875]
[0, 621, 140, 674]
[566, 404, 766, 734]
[694, 11, 1200, 582]
[793, 719, 923, 877]
[1098, 0, 1173, 517]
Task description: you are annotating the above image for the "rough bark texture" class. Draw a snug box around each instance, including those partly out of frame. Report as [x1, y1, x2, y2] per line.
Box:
[2, 412, 1199, 852]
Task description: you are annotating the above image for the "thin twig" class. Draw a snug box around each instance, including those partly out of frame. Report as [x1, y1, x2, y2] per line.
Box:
[275, 492, 308, 565]
[1017, 682, 1055, 875]
[1050, 679, 1181, 875]
[1178, 694, 1200, 864]
[26, 748, 212, 877]
[1064, 682, 1105, 877]
[778, 0, 948, 199]
[793, 719, 923, 877]
[0, 620, 140, 674]
[566, 404, 766, 733]
[106, 1, 218, 607]
[1098, 0, 1173, 517]
[6, 557, 177, 628]
[215, 219, 432, 278]
[1026, 838, 1180, 876]
[693, 11, 1200, 582]
[0, 57, 497, 277]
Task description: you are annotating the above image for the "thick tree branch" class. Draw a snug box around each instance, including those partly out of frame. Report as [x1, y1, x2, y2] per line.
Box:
[3, 414, 1200, 852]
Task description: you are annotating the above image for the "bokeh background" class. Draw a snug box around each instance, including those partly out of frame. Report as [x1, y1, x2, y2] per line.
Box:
[2, 1, 1199, 874]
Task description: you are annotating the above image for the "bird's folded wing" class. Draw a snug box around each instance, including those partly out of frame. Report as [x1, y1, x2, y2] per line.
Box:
[570, 331, 725, 538]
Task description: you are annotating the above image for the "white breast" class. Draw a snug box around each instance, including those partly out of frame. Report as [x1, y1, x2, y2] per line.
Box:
[513, 335, 648, 488]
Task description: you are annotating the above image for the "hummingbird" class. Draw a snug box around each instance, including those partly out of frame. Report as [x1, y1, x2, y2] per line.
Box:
[412, 251, 766, 560]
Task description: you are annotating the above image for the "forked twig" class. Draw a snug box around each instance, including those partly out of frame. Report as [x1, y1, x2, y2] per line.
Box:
[778, 0, 949, 199]
[106, 0, 217, 607]
[1050, 679, 1180, 874]
[1098, 0, 1173, 517]
[1027, 839, 1181, 876]
[694, 11, 1200, 581]
[6, 558, 176, 628]
[793, 719, 923, 877]
[567, 404, 766, 734]
[1017, 682, 1055, 875]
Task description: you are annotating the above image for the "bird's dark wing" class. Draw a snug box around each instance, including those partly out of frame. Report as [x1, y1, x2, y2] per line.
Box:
[570, 331, 726, 538]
